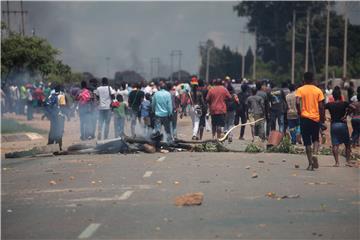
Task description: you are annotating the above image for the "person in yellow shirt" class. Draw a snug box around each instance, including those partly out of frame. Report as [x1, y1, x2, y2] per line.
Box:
[296, 72, 325, 171]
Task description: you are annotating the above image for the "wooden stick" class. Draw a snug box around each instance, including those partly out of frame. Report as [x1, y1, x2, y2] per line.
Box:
[219, 118, 265, 142]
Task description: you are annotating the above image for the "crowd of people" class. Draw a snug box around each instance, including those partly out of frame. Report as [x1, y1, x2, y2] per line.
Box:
[1, 73, 359, 169]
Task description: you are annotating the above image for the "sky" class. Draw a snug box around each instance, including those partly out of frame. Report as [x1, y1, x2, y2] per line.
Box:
[2, 1, 360, 80]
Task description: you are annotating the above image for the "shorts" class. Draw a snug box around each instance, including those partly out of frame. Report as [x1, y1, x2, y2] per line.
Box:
[211, 114, 225, 127]
[300, 117, 320, 146]
[330, 122, 350, 145]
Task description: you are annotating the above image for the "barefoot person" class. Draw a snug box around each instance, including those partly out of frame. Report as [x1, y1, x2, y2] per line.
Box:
[325, 86, 351, 166]
[296, 72, 325, 170]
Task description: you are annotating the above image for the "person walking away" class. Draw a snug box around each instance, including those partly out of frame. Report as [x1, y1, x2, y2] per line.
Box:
[349, 90, 360, 147]
[152, 81, 173, 143]
[325, 86, 352, 167]
[9, 84, 20, 114]
[296, 72, 325, 171]
[286, 84, 301, 144]
[1, 88, 6, 116]
[350, 86, 360, 103]
[246, 88, 265, 141]
[189, 84, 206, 140]
[88, 78, 99, 139]
[26, 85, 34, 120]
[236, 84, 251, 140]
[112, 94, 128, 138]
[19, 84, 27, 115]
[117, 83, 129, 102]
[224, 83, 239, 143]
[256, 81, 270, 138]
[94, 77, 116, 140]
[269, 85, 287, 133]
[170, 84, 181, 140]
[140, 93, 152, 137]
[128, 83, 145, 137]
[206, 79, 231, 139]
[76, 81, 92, 140]
[196, 79, 208, 140]
[47, 85, 67, 151]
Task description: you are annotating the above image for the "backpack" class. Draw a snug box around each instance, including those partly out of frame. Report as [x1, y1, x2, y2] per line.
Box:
[46, 93, 58, 107]
[78, 89, 91, 105]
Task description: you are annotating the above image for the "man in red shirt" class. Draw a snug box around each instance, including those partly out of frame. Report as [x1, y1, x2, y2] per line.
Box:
[206, 79, 231, 139]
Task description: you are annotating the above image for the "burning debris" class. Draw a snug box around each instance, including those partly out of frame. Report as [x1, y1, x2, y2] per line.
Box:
[4, 132, 237, 158]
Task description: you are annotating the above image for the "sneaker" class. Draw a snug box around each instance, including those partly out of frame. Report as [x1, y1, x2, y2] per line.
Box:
[192, 136, 197, 140]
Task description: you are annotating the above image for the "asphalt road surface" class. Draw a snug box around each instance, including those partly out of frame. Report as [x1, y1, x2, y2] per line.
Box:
[2, 151, 359, 239]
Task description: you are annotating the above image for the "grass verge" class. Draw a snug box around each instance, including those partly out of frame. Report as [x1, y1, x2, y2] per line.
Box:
[1, 119, 47, 134]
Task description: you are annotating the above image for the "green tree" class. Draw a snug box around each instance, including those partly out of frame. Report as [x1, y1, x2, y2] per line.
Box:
[234, 1, 360, 79]
[234, 1, 328, 74]
[199, 39, 252, 81]
[1, 33, 79, 84]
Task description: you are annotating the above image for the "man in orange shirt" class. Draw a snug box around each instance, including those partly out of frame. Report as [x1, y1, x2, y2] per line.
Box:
[296, 72, 325, 171]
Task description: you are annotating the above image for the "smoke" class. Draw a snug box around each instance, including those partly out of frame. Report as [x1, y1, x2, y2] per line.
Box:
[3, 1, 256, 79]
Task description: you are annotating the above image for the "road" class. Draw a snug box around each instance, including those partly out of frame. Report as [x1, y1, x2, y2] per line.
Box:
[2, 151, 359, 239]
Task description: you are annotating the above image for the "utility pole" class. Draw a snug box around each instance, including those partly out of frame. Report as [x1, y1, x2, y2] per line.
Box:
[240, 30, 248, 80]
[205, 46, 213, 84]
[105, 57, 111, 78]
[20, 0, 25, 36]
[2, 0, 28, 36]
[343, 2, 348, 79]
[252, 28, 257, 81]
[6, 1, 10, 33]
[325, 2, 330, 86]
[170, 52, 174, 82]
[170, 50, 182, 82]
[305, 8, 310, 72]
[291, 10, 296, 84]
[198, 42, 207, 79]
[178, 51, 182, 83]
[150, 57, 160, 82]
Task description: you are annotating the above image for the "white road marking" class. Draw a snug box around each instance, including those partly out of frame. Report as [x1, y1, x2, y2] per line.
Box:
[156, 156, 166, 162]
[78, 223, 101, 239]
[119, 190, 134, 200]
[143, 171, 153, 178]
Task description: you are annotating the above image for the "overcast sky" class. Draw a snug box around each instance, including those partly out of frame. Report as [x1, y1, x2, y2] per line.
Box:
[2, 1, 360, 80]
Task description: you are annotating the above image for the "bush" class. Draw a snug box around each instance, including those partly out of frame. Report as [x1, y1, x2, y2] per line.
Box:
[267, 135, 296, 154]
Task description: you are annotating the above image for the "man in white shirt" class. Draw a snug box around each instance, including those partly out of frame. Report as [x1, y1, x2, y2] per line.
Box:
[94, 77, 116, 140]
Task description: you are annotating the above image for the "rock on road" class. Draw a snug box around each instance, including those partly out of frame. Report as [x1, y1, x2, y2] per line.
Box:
[2, 151, 359, 239]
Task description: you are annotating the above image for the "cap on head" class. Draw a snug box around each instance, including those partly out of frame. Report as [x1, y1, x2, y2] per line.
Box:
[190, 76, 198, 86]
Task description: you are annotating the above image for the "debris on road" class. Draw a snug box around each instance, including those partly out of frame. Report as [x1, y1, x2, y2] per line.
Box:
[266, 192, 300, 200]
[294, 164, 300, 168]
[175, 192, 204, 206]
[49, 180, 57, 185]
[156, 180, 163, 185]
[245, 166, 250, 169]
[251, 172, 258, 178]
[258, 160, 265, 163]
[305, 182, 334, 185]
[7, 209, 13, 213]
[199, 180, 210, 183]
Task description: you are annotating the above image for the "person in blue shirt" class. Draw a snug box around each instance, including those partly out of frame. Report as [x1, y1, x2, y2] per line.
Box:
[140, 93, 152, 137]
[152, 81, 173, 143]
